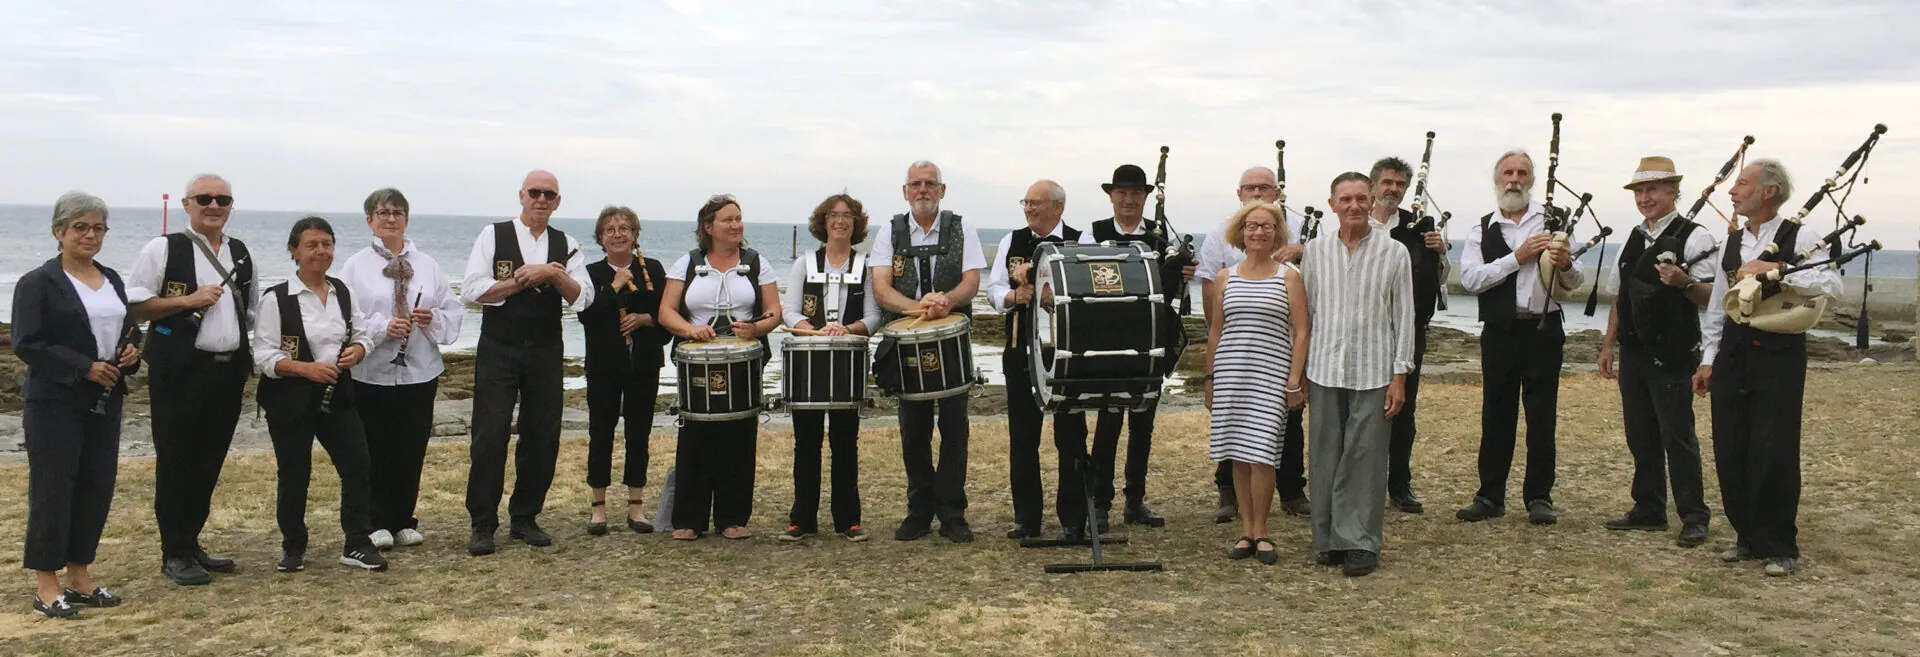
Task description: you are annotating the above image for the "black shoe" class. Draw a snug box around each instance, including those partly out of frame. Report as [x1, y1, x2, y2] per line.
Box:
[162, 555, 212, 586]
[842, 526, 870, 542]
[341, 546, 390, 571]
[193, 547, 236, 573]
[32, 595, 78, 619]
[1214, 487, 1238, 524]
[1676, 523, 1710, 548]
[510, 519, 553, 547]
[1316, 550, 1346, 567]
[468, 528, 497, 556]
[587, 500, 608, 536]
[778, 525, 813, 542]
[1455, 497, 1506, 522]
[1227, 536, 1255, 560]
[1280, 497, 1312, 517]
[1005, 523, 1040, 540]
[1094, 510, 1112, 535]
[1342, 550, 1380, 577]
[894, 517, 932, 542]
[1389, 492, 1425, 514]
[1061, 525, 1087, 543]
[1253, 538, 1279, 566]
[1124, 499, 1166, 527]
[627, 517, 656, 534]
[62, 587, 122, 608]
[1527, 499, 1558, 526]
[1604, 512, 1668, 532]
[939, 517, 974, 543]
[277, 548, 306, 572]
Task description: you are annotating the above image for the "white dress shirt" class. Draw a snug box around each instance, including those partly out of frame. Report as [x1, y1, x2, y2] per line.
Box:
[867, 212, 988, 297]
[781, 252, 881, 330]
[126, 229, 255, 352]
[986, 222, 1096, 312]
[339, 239, 467, 385]
[667, 252, 778, 328]
[1195, 206, 1307, 283]
[459, 218, 593, 312]
[66, 272, 127, 361]
[252, 278, 374, 378]
[1459, 202, 1589, 314]
[1699, 217, 1845, 364]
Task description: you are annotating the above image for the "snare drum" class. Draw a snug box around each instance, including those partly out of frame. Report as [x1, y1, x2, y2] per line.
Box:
[673, 337, 766, 421]
[878, 314, 975, 401]
[781, 335, 870, 410]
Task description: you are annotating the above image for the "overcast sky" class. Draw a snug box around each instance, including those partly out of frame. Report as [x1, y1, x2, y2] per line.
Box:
[4, 0, 1916, 246]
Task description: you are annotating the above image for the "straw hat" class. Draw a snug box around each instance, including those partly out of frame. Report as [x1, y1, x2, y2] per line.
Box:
[1623, 156, 1684, 189]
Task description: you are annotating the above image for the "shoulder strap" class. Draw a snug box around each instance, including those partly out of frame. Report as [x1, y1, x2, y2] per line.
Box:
[329, 276, 354, 337]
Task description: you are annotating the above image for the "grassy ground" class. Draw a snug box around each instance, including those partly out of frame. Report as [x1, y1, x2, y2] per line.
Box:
[1, 366, 1917, 656]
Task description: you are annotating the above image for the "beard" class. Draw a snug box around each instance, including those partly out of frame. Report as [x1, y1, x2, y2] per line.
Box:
[910, 198, 939, 217]
[1496, 184, 1531, 213]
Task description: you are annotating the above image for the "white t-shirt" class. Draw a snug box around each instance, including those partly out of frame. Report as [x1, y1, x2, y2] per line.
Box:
[66, 272, 126, 360]
[667, 251, 779, 327]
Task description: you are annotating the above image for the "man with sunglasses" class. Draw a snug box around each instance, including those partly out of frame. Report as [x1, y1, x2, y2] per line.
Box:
[458, 170, 593, 556]
[127, 174, 256, 586]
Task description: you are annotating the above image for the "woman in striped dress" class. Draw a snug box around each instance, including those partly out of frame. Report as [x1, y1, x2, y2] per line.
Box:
[1204, 200, 1309, 565]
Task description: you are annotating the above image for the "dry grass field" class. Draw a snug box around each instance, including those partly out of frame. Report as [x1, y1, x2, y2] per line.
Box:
[1, 366, 1917, 656]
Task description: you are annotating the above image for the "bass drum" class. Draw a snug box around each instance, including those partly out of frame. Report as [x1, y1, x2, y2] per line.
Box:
[1027, 241, 1174, 413]
[673, 337, 766, 422]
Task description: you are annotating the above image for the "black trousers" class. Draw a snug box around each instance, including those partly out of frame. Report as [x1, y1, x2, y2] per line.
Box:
[1092, 404, 1156, 509]
[150, 351, 248, 558]
[1711, 336, 1805, 559]
[1618, 345, 1710, 526]
[1388, 323, 1430, 497]
[585, 370, 659, 490]
[355, 378, 438, 532]
[897, 393, 970, 523]
[1475, 314, 1564, 505]
[1005, 352, 1088, 530]
[466, 337, 564, 530]
[22, 396, 121, 571]
[265, 395, 375, 552]
[671, 418, 758, 533]
[1214, 409, 1307, 501]
[789, 409, 861, 533]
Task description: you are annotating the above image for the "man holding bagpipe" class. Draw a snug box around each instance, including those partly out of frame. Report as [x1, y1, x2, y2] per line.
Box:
[1597, 157, 1717, 548]
[1365, 156, 1448, 514]
[1695, 160, 1845, 576]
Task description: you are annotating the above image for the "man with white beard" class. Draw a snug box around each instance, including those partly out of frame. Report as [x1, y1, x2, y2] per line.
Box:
[1455, 149, 1584, 526]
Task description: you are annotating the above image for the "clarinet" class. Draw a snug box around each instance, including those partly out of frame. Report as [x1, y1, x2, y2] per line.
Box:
[91, 325, 137, 415]
[187, 255, 248, 328]
[1152, 146, 1197, 315]
[389, 291, 423, 366]
[1686, 136, 1755, 230]
[318, 301, 355, 415]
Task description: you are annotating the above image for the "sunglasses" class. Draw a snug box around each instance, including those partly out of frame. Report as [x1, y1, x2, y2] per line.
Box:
[525, 188, 559, 201]
[190, 194, 234, 207]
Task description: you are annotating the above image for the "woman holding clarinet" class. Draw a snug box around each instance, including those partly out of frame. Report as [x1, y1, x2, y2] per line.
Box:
[577, 205, 670, 535]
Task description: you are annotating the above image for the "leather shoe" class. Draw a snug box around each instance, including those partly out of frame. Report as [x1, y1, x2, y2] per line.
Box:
[63, 587, 122, 608]
[1280, 497, 1312, 517]
[1315, 550, 1346, 567]
[893, 517, 932, 541]
[1342, 550, 1379, 577]
[1526, 499, 1558, 526]
[1124, 500, 1166, 527]
[939, 517, 974, 543]
[1226, 536, 1255, 560]
[1389, 492, 1425, 514]
[1675, 523, 1709, 548]
[162, 555, 212, 586]
[1005, 523, 1039, 540]
[1062, 525, 1087, 544]
[1214, 487, 1237, 524]
[1604, 512, 1668, 532]
[468, 528, 497, 556]
[510, 519, 553, 547]
[194, 547, 236, 573]
[1455, 497, 1505, 522]
[1094, 510, 1111, 535]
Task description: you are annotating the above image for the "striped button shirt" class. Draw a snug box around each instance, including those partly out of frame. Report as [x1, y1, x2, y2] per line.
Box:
[1302, 226, 1416, 390]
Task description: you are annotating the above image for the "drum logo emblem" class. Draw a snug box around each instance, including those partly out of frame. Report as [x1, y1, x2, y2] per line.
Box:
[494, 260, 514, 280]
[802, 294, 818, 317]
[918, 350, 941, 372]
[280, 335, 300, 354]
[164, 281, 189, 297]
[892, 255, 905, 273]
[707, 370, 729, 394]
[1089, 263, 1123, 294]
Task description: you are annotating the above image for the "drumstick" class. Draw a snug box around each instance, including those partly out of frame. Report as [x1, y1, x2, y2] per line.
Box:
[778, 327, 827, 336]
[900, 308, 928, 317]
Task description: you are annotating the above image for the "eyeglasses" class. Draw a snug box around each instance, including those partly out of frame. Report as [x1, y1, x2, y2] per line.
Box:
[64, 223, 110, 236]
[373, 209, 408, 220]
[1238, 184, 1278, 194]
[906, 180, 942, 190]
[189, 194, 234, 207]
[826, 211, 858, 220]
[525, 188, 558, 201]
[602, 224, 635, 235]
[1243, 222, 1278, 234]
[1019, 200, 1060, 210]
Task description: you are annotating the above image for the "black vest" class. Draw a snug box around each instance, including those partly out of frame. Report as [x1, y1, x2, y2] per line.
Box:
[255, 279, 356, 419]
[1475, 213, 1521, 328]
[479, 221, 569, 346]
[885, 212, 972, 324]
[1719, 220, 1805, 351]
[145, 232, 254, 380]
[1003, 224, 1081, 349]
[1387, 208, 1442, 325]
[1090, 218, 1161, 246]
[676, 248, 770, 357]
[580, 257, 670, 379]
[1617, 216, 1703, 370]
[799, 248, 867, 328]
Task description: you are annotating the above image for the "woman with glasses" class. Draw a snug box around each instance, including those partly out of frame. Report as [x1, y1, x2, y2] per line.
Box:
[656, 195, 782, 540]
[339, 188, 465, 550]
[577, 206, 669, 536]
[777, 194, 880, 542]
[14, 191, 140, 617]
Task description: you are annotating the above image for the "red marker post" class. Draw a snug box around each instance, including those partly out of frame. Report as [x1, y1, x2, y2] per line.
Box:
[162, 193, 170, 234]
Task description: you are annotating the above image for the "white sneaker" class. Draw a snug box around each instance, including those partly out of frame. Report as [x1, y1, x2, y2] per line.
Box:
[394, 528, 424, 546]
[369, 529, 395, 550]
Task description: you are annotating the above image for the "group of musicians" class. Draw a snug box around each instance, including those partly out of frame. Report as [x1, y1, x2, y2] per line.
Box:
[15, 147, 1838, 615]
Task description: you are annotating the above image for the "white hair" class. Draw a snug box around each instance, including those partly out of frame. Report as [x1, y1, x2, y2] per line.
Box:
[52, 190, 109, 232]
[906, 160, 943, 184]
[1040, 179, 1066, 203]
[1491, 149, 1534, 184]
[184, 173, 228, 194]
[1751, 158, 1794, 208]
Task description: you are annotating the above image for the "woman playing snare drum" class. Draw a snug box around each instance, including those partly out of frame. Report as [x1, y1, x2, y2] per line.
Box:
[657, 195, 782, 541]
[777, 194, 882, 542]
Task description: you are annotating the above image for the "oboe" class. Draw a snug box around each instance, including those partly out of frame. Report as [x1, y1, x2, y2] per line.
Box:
[1686, 136, 1755, 231]
[389, 291, 423, 367]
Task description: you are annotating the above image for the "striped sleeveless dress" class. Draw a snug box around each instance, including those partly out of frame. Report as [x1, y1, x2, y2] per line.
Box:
[1208, 269, 1294, 466]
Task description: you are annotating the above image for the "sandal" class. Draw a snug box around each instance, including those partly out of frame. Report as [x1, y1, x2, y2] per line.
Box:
[720, 526, 753, 540]
[671, 528, 701, 541]
[1253, 537, 1280, 565]
[627, 499, 655, 534]
[1227, 536, 1255, 560]
[587, 500, 608, 536]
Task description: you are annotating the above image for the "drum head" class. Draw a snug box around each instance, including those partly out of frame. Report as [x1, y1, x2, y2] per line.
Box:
[675, 336, 765, 363]
[884, 313, 969, 338]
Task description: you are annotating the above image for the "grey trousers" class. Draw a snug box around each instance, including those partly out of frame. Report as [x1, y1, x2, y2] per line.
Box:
[1309, 384, 1389, 555]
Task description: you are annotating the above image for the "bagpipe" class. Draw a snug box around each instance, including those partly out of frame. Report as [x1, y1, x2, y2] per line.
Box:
[1275, 140, 1323, 248]
[1407, 131, 1454, 311]
[1538, 113, 1608, 315]
[1150, 146, 1198, 315]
